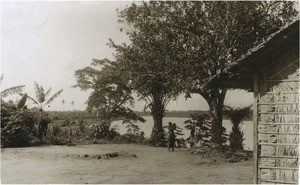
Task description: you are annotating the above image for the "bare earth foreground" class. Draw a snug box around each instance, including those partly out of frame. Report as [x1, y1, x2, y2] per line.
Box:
[1, 144, 253, 184]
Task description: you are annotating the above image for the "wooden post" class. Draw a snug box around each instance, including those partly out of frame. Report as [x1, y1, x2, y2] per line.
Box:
[253, 73, 259, 184]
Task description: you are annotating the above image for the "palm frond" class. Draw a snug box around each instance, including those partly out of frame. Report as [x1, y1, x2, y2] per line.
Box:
[143, 102, 152, 112]
[44, 89, 63, 106]
[45, 87, 52, 98]
[20, 93, 40, 107]
[184, 125, 193, 130]
[1, 85, 25, 98]
[17, 93, 27, 109]
[224, 105, 252, 125]
[0, 74, 3, 85]
[34, 82, 40, 95]
[40, 86, 45, 96]
[34, 82, 42, 102]
[37, 85, 46, 103]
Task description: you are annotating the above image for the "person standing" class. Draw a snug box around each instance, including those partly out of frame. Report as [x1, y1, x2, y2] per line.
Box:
[168, 122, 176, 151]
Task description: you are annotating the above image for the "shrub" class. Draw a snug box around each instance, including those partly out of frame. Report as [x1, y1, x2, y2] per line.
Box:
[46, 125, 69, 145]
[176, 138, 186, 147]
[115, 132, 146, 144]
[184, 114, 229, 148]
[125, 122, 141, 135]
[1, 102, 15, 129]
[78, 119, 88, 133]
[2, 124, 33, 147]
[89, 122, 120, 142]
[111, 121, 146, 144]
[184, 114, 212, 148]
[1, 103, 37, 147]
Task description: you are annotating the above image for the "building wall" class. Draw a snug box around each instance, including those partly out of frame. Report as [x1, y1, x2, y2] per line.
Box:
[254, 54, 299, 184]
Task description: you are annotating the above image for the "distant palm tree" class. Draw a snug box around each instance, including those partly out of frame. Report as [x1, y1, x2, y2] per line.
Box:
[1, 74, 25, 99]
[24, 82, 63, 140]
[62, 99, 65, 111]
[71, 101, 75, 111]
[223, 105, 252, 151]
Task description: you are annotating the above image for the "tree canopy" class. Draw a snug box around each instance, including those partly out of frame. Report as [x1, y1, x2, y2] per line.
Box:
[74, 58, 145, 124]
[170, 1, 297, 145]
[109, 1, 297, 146]
[109, 2, 193, 145]
[75, 1, 298, 146]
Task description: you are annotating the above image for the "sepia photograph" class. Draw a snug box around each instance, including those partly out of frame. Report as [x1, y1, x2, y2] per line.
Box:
[1, 0, 299, 184]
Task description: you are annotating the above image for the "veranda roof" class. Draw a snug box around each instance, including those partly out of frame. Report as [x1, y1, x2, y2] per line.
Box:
[205, 20, 299, 92]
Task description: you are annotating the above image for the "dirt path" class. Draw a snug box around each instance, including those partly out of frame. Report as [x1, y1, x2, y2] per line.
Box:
[1, 144, 253, 184]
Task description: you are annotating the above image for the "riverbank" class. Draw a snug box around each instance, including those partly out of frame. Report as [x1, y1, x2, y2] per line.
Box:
[1, 144, 253, 184]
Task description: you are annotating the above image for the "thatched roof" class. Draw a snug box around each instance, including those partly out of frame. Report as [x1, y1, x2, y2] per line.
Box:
[206, 20, 299, 92]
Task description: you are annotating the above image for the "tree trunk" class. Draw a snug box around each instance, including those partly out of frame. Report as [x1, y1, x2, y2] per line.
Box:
[150, 99, 166, 147]
[37, 109, 43, 141]
[208, 89, 227, 147]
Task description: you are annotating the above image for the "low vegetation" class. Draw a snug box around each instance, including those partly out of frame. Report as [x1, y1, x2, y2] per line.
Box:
[45, 118, 148, 146]
[1, 103, 36, 147]
[0, 80, 251, 153]
[184, 114, 228, 150]
[2, 101, 254, 153]
[0, 101, 204, 148]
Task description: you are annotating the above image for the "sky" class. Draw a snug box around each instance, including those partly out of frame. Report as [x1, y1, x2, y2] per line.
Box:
[1, 1, 253, 111]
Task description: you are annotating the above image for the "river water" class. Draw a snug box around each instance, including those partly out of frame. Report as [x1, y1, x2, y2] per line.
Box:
[112, 116, 253, 150]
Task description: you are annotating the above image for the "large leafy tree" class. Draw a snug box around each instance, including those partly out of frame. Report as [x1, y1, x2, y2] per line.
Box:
[119, 1, 297, 146]
[75, 1, 296, 147]
[74, 58, 145, 127]
[109, 2, 187, 146]
[173, 1, 298, 146]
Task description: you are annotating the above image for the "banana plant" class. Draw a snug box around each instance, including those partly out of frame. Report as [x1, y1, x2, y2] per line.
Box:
[21, 82, 63, 140]
[17, 93, 28, 109]
[24, 82, 63, 111]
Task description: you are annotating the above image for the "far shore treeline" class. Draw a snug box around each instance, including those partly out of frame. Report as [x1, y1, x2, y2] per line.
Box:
[47, 110, 252, 121]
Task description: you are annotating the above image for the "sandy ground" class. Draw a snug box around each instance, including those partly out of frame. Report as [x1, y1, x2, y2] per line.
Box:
[1, 144, 253, 184]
